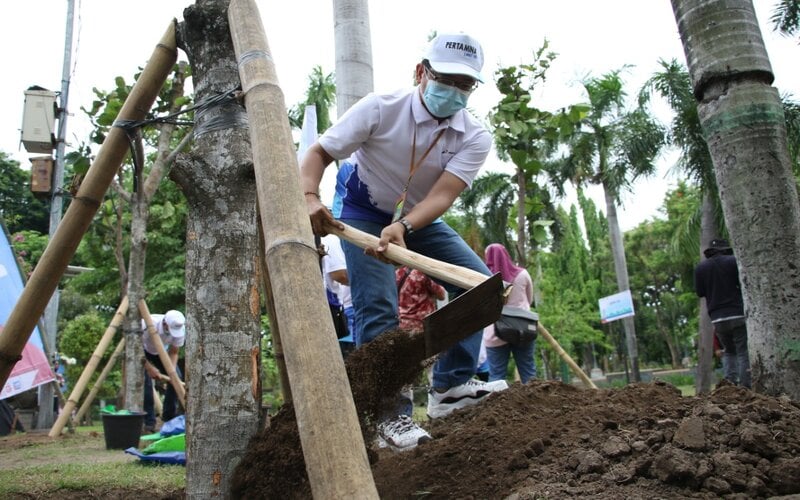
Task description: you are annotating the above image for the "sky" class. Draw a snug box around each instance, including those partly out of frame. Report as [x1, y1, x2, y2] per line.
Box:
[1, 0, 797, 231]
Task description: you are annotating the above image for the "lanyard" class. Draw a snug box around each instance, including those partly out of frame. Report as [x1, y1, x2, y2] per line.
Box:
[392, 127, 446, 223]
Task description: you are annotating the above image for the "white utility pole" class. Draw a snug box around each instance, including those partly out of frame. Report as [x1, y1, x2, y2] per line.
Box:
[37, 0, 75, 429]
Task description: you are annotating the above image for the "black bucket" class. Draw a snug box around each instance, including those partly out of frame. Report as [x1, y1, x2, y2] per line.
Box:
[101, 412, 145, 450]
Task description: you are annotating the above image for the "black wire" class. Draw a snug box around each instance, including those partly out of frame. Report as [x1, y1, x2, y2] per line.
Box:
[111, 85, 241, 171]
[112, 85, 241, 133]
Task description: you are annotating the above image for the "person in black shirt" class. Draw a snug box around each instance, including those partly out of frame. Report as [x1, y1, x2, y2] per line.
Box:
[694, 239, 751, 388]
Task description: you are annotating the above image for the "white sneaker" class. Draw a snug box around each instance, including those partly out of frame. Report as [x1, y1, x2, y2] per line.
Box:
[376, 415, 432, 451]
[427, 378, 509, 419]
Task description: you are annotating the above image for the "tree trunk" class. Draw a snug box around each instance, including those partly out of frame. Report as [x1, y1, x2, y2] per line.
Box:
[122, 63, 188, 410]
[602, 181, 641, 382]
[654, 304, 681, 368]
[333, 0, 374, 117]
[695, 192, 717, 394]
[122, 193, 147, 411]
[674, 0, 800, 399]
[175, 1, 263, 496]
[516, 170, 527, 267]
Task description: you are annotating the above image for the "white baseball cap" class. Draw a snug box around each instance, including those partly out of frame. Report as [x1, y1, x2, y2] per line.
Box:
[424, 32, 485, 83]
[164, 310, 186, 338]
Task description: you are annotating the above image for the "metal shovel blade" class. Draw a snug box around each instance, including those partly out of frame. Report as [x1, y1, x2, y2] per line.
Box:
[422, 273, 504, 358]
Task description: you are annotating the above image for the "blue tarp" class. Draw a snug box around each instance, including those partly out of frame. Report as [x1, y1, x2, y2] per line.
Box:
[124, 447, 186, 465]
[160, 415, 185, 436]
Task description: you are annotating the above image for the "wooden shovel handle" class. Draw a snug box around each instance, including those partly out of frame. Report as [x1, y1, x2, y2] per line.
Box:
[325, 222, 487, 290]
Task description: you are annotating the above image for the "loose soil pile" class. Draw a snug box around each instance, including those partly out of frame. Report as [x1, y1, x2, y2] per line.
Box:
[232, 329, 800, 499]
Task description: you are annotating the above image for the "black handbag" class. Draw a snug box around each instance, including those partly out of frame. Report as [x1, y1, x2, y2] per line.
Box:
[494, 306, 539, 345]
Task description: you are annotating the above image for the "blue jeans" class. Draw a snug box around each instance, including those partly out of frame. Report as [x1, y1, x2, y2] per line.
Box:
[715, 319, 750, 388]
[340, 218, 489, 406]
[486, 341, 537, 383]
[143, 352, 183, 427]
[338, 306, 357, 358]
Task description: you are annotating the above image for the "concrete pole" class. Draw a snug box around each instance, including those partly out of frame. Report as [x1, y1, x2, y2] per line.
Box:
[37, 0, 75, 430]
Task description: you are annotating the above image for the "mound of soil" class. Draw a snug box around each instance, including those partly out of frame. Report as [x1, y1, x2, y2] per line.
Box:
[231, 330, 800, 499]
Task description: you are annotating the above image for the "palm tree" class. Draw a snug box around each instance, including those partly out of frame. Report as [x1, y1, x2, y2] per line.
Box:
[558, 68, 667, 382]
[289, 66, 337, 134]
[771, 0, 800, 38]
[457, 171, 516, 250]
[639, 59, 722, 393]
[332, 0, 374, 117]
[672, 0, 800, 399]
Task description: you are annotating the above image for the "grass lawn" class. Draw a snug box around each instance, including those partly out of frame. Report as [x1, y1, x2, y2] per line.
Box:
[0, 425, 184, 498]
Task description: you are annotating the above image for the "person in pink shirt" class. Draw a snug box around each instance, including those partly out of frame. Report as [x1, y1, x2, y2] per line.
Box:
[396, 266, 446, 333]
[482, 244, 537, 383]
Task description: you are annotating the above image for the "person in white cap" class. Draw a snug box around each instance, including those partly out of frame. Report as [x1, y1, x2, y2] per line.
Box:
[141, 309, 186, 432]
[300, 32, 508, 452]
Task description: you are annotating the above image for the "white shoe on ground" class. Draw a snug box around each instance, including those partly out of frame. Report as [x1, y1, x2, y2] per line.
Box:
[376, 414, 432, 451]
[426, 378, 509, 419]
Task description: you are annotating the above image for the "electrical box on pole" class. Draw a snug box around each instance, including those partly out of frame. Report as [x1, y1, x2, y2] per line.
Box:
[30, 156, 54, 196]
[21, 87, 57, 154]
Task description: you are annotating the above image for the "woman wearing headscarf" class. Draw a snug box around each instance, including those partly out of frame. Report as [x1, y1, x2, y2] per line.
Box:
[482, 243, 537, 383]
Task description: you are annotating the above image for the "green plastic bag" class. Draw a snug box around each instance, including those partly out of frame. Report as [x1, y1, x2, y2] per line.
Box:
[142, 433, 186, 454]
[99, 405, 134, 415]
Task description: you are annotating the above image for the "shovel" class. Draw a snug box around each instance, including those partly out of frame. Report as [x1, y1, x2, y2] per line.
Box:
[325, 222, 505, 359]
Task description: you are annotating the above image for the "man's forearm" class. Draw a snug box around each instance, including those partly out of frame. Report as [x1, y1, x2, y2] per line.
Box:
[299, 143, 333, 194]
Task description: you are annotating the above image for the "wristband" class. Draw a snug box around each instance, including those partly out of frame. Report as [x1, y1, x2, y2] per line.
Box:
[397, 217, 414, 235]
[304, 191, 320, 199]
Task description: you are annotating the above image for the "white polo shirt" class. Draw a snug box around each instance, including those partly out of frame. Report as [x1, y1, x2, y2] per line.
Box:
[320, 234, 352, 308]
[321, 87, 491, 223]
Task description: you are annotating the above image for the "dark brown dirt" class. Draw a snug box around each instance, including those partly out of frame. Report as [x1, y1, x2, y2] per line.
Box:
[231, 330, 800, 499]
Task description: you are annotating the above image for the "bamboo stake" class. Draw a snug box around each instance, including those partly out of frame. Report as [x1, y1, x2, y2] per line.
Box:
[74, 338, 125, 425]
[138, 300, 186, 408]
[228, 1, 378, 497]
[257, 208, 292, 404]
[0, 23, 178, 389]
[49, 298, 129, 437]
[537, 323, 598, 389]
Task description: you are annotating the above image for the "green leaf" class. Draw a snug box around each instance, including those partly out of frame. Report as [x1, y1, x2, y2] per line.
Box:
[97, 112, 116, 127]
[532, 224, 548, 243]
[568, 103, 591, 122]
[509, 149, 528, 168]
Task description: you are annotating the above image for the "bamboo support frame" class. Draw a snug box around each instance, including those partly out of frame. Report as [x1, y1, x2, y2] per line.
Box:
[49, 298, 129, 437]
[537, 323, 598, 389]
[138, 300, 186, 408]
[74, 337, 125, 425]
[0, 23, 178, 390]
[228, 1, 378, 497]
[257, 209, 292, 404]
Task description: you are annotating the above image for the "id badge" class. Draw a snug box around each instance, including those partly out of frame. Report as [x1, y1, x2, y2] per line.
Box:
[392, 194, 406, 223]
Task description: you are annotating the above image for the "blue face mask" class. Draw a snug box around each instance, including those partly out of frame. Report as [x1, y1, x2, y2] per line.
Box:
[422, 81, 470, 118]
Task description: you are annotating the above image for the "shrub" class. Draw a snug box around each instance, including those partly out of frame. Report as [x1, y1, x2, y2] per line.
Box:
[59, 312, 120, 401]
